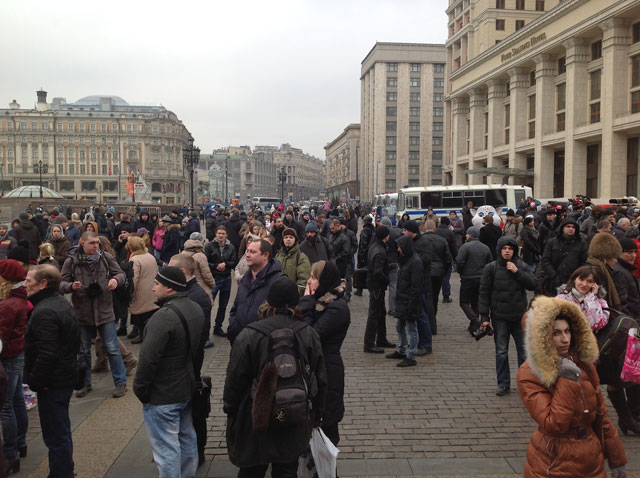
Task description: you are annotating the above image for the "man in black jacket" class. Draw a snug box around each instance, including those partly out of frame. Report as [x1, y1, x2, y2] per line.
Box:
[435, 217, 458, 303]
[204, 226, 237, 338]
[328, 219, 351, 280]
[25, 265, 80, 478]
[355, 216, 375, 296]
[299, 221, 332, 264]
[270, 215, 286, 256]
[541, 218, 588, 296]
[422, 220, 452, 333]
[479, 215, 502, 260]
[364, 226, 393, 353]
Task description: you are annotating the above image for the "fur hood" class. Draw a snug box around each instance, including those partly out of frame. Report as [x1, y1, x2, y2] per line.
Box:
[525, 296, 599, 387]
[588, 231, 622, 260]
[314, 279, 347, 312]
[183, 239, 204, 253]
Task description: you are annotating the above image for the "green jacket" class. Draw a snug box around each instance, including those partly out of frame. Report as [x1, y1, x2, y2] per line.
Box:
[275, 243, 311, 294]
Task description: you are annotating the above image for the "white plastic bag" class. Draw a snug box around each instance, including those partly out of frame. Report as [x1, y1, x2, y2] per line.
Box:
[298, 445, 317, 478]
[309, 428, 339, 478]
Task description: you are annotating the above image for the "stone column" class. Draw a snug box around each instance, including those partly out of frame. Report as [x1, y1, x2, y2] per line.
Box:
[451, 96, 469, 185]
[600, 18, 630, 198]
[534, 54, 556, 198]
[563, 37, 589, 196]
[468, 88, 486, 185]
[487, 79, 506, 184]
[508, 68, 528, 185]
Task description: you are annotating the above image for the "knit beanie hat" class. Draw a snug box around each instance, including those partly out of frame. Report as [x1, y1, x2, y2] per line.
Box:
[506, 209, 515, 217]
[588, 232, 622, 260]
[7, 245, 29, 264]
[440, 216, 450, 226]
[363, 216, 373, 224]
[189, 232, 204, 242]
[155, 266, 187, 292]
[402, 220, 420, 234]
[266, 277, 300, 308]
[19, 212, 29, 221]
[375, 226, 389, 241]
[55, 214, 68, 225]
[282, 228, 298, 240]
[466, 226, 480, 238]
[305, 221, 318, 233]
[379, 217, 392, 228]
[620, 237, 638, 252]
[0, 259, 26, 282]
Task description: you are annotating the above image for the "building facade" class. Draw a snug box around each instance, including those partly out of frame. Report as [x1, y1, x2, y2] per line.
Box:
[256, 144, 325, 202]
[0, 91, 193, 204]
[360, 42, 447, 203]
[324, 124, 360, 200]
[444, 0, 640, 199]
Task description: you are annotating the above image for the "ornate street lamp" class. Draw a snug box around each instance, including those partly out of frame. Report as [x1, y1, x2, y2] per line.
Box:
[278, 165, 287, 205]
[182, 135, 200, 207]
[34, 160, 48, 198]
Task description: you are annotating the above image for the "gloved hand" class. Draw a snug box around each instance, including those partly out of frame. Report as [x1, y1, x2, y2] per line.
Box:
[611, 465, 627, 478]
[557, 357, 581, 382]
[480, 315, 491, 332]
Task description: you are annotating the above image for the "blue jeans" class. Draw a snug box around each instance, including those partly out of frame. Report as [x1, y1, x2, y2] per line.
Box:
[0, 354, 28, 461]
[417, 291, 432, 350]
[396, 319, 418, 360]
[38, 388, 74, 478]
[492, 318, 526, 388]
[143, 401, 198, 478]
[442, 264, 452, 298]
[212, 277, 232, 329]
[387, 264, 399, 316]
[79, 321, 127, 386]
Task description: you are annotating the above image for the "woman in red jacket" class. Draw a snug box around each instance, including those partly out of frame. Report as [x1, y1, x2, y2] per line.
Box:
[0, 259, 30, 474]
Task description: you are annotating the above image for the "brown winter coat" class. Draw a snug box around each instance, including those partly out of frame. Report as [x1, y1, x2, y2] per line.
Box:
[129, 252, 159, 315]
[50, 235, 71, 266]
[59, 251, 125, 326]
[517, 296, 627, 478]
[182, 239, 215, 301]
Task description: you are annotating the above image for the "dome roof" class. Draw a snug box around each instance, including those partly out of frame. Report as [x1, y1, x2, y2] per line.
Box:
[3, 185, 64, 199]
[73, 95, 129, 106]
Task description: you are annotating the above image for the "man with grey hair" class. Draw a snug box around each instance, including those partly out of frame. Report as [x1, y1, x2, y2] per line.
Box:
[0, 223, 16, 260]
[613, 217, 631, 240]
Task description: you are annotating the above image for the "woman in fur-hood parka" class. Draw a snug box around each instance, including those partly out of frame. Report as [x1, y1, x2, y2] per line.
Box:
[517, 296, 627, 478]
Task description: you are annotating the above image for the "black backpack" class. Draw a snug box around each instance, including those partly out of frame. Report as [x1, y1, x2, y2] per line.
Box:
[247, 319, 316, 432]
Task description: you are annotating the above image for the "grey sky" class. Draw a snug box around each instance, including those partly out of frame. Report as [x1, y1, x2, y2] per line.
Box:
[0, 0, 448, 158]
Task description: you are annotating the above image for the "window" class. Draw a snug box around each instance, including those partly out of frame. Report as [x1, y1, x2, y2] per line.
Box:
[42, 147, 48, 159]
[102, 165, 108, 175]
[112, 123, 118, 133]
[387, 92, 397, 101]
[81, 181, 96, 191]
[590, 103, 601, 123]
[113, 165, 119, 175]
[535, 0, 544, 11]
[133, 124, 138, 132]
[516, 20, 525, 31]
[386, 121, 397, 132]
[32, 145, 38, 159]
[387, 63, 398, 72]
[385, 151, 396, 161]
[91, 150, 97, 161]
[433, 122, 443, 131]
[632, 91, 640, 114]
[433, 107, 444, 116]
[496, 0, 504, 8]
[410, 121, 420, 131]
[557, 83, 566, 111]
[434, 64, 445, 73]
[632, 55, 640, 87]
[104, 181, 118, 191]
[434, 93, 444, 102]
[529, 95, 536, 120]
[58, 164, 64, 175]
[434, 78, 444, 88]
[496, 19, 505, 31]
[408, 165, 419, 175]
[69, 163, 75, 174]
[432, 150, 443, 160]
[591, 70, 601, 100]
[60, 180, 74, 191]
[68, 122, 74, 132]
[410, 78, 421, 87]
[91, 165, 97, 175]
[558, 57, 566, 74]
[410, 63, 421, 72]
[90, 123, 96, 133]
[516, 0, 524, 10]
[102, 123, 107, 133]
[530, 70, 536, 86]
[386, 107, 397, 116]
[385, 180, 395, 190]
[57, 122, 63, 132]
[634, 22, 640, 44]
[79, 123, 85, 133]
[386, 136, 396, 146]
[79, 150, 85, 160]
[113, 151, 118, 160]
[409, 151, 420, 161]
[557, 113, 566, 132]
[387, 77, 398, 87]
[432, 136, 443, 146]
[410, 92, 421, 102]
[410, 107, 420, 116]
[591, 40, 602, 61]
[69, 149, 75, 160]
[385, 165, 396, 175]
[80, 164, 86, 175]
[42, 122, 49, 131]
[410, 136, 420, 145]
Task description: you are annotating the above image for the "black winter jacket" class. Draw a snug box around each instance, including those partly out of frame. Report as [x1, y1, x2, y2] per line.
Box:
[204, 239, 237, 279]
[160, 225, 181, 263]
[300, 235, 333, 264]
[422, 231, 452, 277]
[479, 223, 503, 260]
[611, 259, 640, 317]
[395, 236, 424, 321]
[478, 236, 537, 321]
[25, 288, 80, 392]
[541, 219, 588, 294]
[300, 289, 350, 427]
[185, 278, 211, 371]
[455, 237, 492, 279]
[366, 238, 389, 290]
[357, 223, 374, 268]
[329, 230, 351, 277]
[205, 215, 218, 241]
[520, 225, 540, 265]
[435, 224, 458, 259]
[13, 219, 41, 261]
[226, 215, 244, 252]
[223, 314, 327, 468]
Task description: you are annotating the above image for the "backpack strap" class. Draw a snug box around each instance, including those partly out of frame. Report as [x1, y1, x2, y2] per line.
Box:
[165, 303, 201, 382]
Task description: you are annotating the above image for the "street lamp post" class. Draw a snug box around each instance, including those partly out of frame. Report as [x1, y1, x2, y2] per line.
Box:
[182, 135, 200, 207]
[278, 165, 287, 205]
[34, 159, 48, 198]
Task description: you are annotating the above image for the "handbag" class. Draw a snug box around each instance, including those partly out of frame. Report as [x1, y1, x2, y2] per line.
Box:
[596, 308, 639, 359]
[621, 328, 640, 384]
[352, 268, 367, 290]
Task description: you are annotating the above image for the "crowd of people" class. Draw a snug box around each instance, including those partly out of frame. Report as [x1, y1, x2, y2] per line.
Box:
[0, 196, 638, 477]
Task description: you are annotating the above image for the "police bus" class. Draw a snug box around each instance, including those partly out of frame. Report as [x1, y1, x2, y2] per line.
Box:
[251, 196, 281, 210]
[396, 185, 532, 220]
[373, 193, 398, 220]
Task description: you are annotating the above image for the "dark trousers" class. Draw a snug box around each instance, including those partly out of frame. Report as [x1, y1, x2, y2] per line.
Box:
[364, 288, 387, 347]
[430, 275, 443, 334]
[417, 291, 433, 350]
[212, 277, 232, 329]
[459, 278, 480, 323]
[492, 319, 525, 389]
[238, 461, 298, 478]
[131, 310, 155, 336]
[37, 388, 74, 478]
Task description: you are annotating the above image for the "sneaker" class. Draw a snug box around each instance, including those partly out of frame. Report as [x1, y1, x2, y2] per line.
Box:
[125, 358, 138, 376]
[496, 386, 510, 396]
[385, 351, 406, 359]
[443, 297, 453, 303]
[397, 358, 417, 367]
[112, 384, 127, 398]
[213, 327, 227, 338]
[204, 339, 214, 349]
[76, 385, 92, 398]
[127, 327, 140, 340]
[24, 396, 37, 410]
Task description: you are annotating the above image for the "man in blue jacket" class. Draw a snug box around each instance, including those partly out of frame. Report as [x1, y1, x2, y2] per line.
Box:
[226, 239, 283, 343]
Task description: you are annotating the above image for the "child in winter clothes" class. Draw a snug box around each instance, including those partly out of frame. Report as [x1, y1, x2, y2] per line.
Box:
[556, 264, 609, 331]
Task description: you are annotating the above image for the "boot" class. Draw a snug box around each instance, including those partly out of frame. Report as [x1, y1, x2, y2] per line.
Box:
[608, 389, 640, 435]
[625, 385, 640, 420]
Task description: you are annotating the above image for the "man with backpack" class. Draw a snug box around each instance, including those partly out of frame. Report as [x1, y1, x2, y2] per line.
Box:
[223, 277, 327, 478]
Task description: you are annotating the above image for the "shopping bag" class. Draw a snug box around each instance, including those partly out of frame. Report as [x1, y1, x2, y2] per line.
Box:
[309, 428, 339, 478]
[298, 445, 317, 478]
[596, 309, 638, 359]
[621, 328, 640, 384]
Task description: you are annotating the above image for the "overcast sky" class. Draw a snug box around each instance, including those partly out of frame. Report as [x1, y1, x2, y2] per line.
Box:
[0, 0, 448, 158]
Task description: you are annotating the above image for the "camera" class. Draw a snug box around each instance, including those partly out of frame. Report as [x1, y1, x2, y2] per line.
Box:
[472, 324, 493, 341]
[85, 281, 103, 299]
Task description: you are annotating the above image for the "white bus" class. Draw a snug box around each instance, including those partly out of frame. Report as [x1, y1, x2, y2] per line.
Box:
[252, 196, 280, 210]
[397, 185, 532, 220]
[373, 193, 398, 220]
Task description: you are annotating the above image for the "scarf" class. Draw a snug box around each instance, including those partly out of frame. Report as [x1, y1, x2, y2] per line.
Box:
[314, 279, 346, 312]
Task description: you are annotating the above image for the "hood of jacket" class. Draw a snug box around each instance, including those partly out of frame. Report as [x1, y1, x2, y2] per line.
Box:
[495, 235, 518, 258]
[20, 219, 35, 230]
[396, 235, 414, 258]
[525, 296, 599, 387]
[557, 217, 580, 240]
[183, 239, 204, 253]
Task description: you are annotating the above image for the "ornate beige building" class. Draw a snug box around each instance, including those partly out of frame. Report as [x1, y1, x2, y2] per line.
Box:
[444, 0, 640, 199]
[324, 124, 360, 200]
[360, 42, 447, 202]
[0, 91, 192, 204]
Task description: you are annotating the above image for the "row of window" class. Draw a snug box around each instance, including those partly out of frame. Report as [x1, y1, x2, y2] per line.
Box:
[386, 92, 444, 102]
[385, 136, 443, 146]
[0, 121, 182, 136]
[387, 77, 445, 88]
[495, 0, 545, 10]
[385, 148, 443, 161]
[387, 63, 445, 73]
